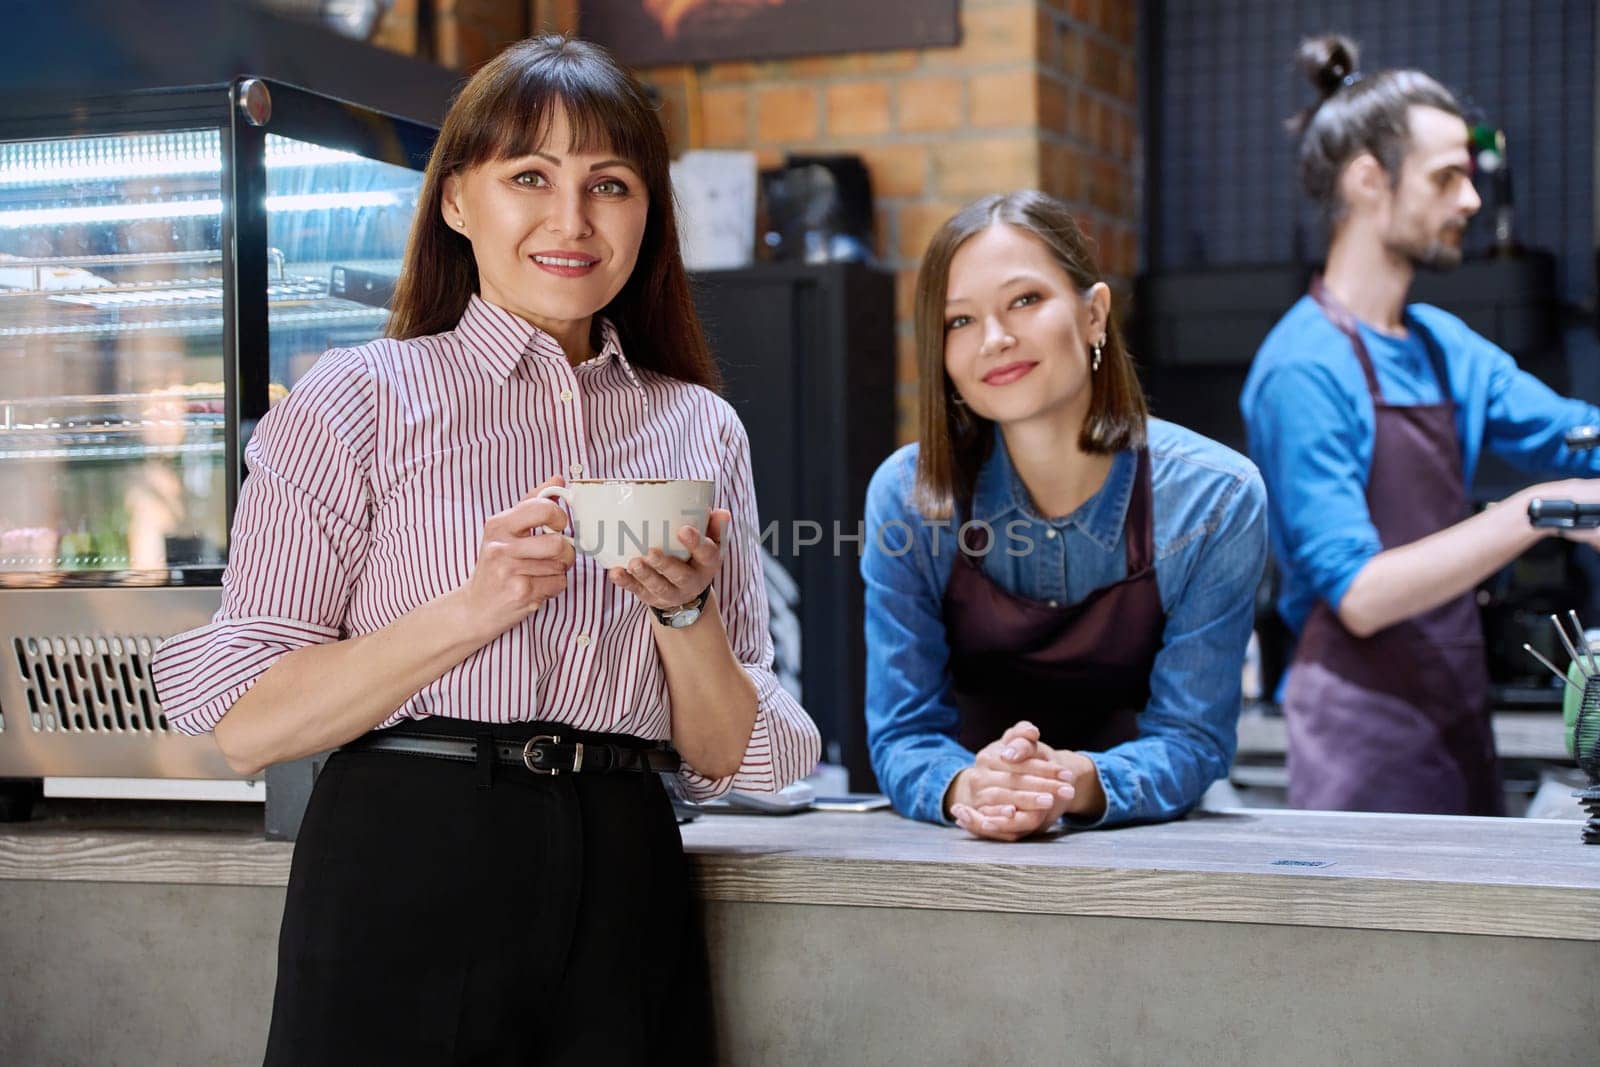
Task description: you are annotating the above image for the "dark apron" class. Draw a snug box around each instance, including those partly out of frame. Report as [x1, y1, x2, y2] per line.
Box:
[1284, 278, 1502, 815]
[942, 448, 1166, 754]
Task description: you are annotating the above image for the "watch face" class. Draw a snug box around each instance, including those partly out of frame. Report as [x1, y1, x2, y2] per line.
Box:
[669, 607, 701, 628]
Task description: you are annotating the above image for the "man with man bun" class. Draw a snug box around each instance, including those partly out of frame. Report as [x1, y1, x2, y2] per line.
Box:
[1241, 35, 1600, 814]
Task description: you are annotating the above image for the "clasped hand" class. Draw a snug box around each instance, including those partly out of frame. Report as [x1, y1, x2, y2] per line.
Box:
[946, 721, 1101, 841]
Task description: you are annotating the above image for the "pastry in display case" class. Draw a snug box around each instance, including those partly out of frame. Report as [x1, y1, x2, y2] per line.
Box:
[0, 78, 436, 809]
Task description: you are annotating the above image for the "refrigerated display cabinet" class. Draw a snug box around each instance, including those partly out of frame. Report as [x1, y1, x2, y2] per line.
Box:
[0, 78, 435, 805]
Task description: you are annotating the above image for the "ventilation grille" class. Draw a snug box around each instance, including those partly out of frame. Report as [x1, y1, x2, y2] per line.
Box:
[12, 635, 167, 734]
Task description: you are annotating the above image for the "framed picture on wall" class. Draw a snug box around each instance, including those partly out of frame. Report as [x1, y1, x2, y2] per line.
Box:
[580, 0, 960, 67]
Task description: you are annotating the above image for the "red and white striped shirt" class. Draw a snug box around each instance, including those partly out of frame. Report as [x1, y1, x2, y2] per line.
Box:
[151, 295, 820, 798]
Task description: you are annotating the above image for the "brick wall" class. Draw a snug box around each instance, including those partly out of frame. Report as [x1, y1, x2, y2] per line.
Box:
[413, 0, 1139, 441]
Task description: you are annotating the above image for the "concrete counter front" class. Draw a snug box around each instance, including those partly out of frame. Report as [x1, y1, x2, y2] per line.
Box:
[1, 805, 1597, 1064]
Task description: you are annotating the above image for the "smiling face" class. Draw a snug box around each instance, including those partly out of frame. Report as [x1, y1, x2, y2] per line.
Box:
[941, 223, 1110, 432]
[441, 104, 649, 350]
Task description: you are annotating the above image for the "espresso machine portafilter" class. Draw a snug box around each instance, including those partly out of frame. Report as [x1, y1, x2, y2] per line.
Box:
[1526, 426, 1600, 532]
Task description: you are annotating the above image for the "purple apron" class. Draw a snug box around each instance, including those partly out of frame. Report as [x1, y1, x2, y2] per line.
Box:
[1284, 278, 1503, 815]
[942, 448, 1166, 754]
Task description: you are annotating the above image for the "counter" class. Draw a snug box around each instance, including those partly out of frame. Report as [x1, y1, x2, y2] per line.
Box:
[1, 803, 1596, 1064]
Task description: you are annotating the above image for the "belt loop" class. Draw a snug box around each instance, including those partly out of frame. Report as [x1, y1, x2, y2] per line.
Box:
[476, 736, 495, 789]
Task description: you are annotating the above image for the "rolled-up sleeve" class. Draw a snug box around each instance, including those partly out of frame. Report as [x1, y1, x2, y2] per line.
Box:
[1244, 359, 1382, 619]
[151, 348, 375, 734]
[675, 412, 821, 800]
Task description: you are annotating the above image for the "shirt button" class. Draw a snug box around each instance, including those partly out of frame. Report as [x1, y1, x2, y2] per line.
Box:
[1048, 599, 1060, 608]
[559, 389, 573, 402]
[569, 462, 583, 476]
[1045, 528, 1058, 539]
[576, 634, 591, 647]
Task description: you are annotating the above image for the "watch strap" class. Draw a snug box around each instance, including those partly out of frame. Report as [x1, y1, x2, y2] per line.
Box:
[650, 587, 710, 626]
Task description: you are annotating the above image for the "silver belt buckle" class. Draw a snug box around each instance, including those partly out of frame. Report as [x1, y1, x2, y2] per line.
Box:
[522, 734, 561, 775]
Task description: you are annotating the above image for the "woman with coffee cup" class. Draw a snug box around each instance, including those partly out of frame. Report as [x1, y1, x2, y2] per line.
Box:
[862, 191, 1267, 840]
[152, 35, 818, 1063]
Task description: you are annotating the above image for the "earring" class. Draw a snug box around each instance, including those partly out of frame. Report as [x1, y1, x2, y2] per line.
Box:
[951, 393, 967, 408]
[1091, 337, 1105, 372]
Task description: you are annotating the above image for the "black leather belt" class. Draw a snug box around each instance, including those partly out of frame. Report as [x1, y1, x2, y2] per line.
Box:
[345, 729, 679, 776]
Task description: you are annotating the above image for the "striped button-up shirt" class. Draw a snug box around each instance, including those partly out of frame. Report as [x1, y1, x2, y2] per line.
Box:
[152, 295, 820, 798]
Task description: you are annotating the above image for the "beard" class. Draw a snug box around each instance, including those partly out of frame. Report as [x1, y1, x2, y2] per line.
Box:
[1390, 222, 1467, 272]
[1411, 240, 1464, 272]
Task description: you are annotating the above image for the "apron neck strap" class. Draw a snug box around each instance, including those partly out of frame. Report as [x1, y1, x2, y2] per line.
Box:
[957, 447, 1154, 574]
[1309, 275, 1453, 404]
[1309, 275, 1382, 398]
[1125, 446, 1154, 574]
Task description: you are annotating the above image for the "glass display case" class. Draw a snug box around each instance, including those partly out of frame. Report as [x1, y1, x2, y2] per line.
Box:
[0, 79, 435, 790]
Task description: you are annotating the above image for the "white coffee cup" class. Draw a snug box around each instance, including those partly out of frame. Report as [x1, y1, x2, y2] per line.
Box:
[536, 478, 715, 569]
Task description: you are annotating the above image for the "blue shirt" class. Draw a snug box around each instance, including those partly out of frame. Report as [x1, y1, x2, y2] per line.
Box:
[861, 418, 1268, 829]
[1241, 296, 1600, 635]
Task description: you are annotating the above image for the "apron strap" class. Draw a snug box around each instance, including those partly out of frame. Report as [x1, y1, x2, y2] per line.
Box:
[1309, 275, 1382, 398]
[1309, 275, 1454, 411]
[957, 446, 1154, 576]
[1407, 311, 1453, 400]
[1125, 447, 1154, 574]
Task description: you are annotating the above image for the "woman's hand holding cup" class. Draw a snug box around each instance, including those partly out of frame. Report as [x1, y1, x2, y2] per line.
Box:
[608, 509, 731, 611]
[459, 476, 577, 641]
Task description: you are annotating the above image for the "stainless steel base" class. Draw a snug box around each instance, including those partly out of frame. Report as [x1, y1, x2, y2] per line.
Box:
[0, 586, 239, 780]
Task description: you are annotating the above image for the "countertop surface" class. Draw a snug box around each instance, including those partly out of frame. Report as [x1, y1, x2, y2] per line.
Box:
[1, 799, 1596, 941]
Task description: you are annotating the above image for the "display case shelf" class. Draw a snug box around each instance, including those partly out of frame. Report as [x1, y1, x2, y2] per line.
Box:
[0, 439, 224, 463]
[0, 77, 436, 784]
[0, 303, 386, 340]
[1, 391, 226, 449]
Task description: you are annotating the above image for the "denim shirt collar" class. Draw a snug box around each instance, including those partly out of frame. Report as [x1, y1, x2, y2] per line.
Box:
[970, 429, 1137, 554]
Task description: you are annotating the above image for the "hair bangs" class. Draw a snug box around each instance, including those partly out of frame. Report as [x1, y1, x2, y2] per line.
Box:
[465, 62, 655, 174]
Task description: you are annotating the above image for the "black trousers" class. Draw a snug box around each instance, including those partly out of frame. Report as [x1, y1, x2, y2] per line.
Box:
[263, 721, 708, 1066]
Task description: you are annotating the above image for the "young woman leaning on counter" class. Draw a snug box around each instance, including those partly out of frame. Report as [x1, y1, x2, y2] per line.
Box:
[862, 191, 1268, 840]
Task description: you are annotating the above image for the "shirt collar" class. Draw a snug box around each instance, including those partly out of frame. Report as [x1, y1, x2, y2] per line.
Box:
[972, 428, 1137, 553]
[454, 294, 636, 389]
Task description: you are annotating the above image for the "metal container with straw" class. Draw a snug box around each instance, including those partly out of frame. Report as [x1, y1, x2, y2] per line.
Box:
[1521, 426, 1600, 841]
[1522, 612, 1600, 843]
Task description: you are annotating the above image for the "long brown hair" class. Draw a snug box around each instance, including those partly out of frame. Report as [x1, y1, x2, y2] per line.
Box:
[913, 190, 1147, 519]
[1287, 34, 1463, 224]
[386, 34, 719, 391]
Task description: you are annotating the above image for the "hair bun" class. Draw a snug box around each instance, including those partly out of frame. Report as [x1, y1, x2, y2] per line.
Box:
[1296, 33, 1361, 99]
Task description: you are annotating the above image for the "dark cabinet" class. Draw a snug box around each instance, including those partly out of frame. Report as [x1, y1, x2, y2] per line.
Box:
[692, 263, 897, 789]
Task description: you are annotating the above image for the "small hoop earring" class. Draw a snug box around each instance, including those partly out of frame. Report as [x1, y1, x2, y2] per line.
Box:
[1091, 337, 1105, 373]
[949, 393, 972, 425]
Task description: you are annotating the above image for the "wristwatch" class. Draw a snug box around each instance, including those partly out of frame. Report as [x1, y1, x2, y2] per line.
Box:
[651, 588, 710, 629]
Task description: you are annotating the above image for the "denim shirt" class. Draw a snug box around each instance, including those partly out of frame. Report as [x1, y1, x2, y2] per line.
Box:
[861, 418, 1268, 829]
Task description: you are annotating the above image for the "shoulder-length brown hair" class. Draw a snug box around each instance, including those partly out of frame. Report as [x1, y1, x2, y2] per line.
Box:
[913, 190, 1147, 518]
[386, 34, 719, 392]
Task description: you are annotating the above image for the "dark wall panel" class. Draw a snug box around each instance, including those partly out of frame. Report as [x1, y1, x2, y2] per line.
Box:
[1149, 0, 1594, 304]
